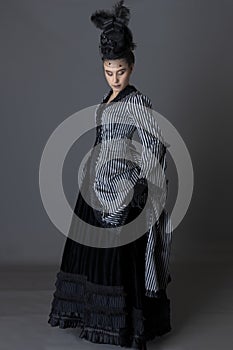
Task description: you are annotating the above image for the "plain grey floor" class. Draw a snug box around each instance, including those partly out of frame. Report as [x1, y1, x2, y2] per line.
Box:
[0, 260, 232, 350]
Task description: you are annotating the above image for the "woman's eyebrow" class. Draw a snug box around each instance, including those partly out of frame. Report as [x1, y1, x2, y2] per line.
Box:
[105, 68, 126, 72]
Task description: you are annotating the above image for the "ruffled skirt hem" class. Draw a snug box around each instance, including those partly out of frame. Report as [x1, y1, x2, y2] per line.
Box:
[48, 270, 171, 349]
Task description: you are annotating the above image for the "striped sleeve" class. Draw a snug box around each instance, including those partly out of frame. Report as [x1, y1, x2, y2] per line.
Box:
[127, 93, 168, 207]
[128, 93, 172, 294]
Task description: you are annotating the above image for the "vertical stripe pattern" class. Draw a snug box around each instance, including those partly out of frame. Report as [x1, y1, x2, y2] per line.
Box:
[127, 92, 172, 296]
[80, 85, 173, 296]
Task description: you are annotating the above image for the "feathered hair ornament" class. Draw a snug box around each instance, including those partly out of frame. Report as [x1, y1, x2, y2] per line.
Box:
[90, 0, 136, 59]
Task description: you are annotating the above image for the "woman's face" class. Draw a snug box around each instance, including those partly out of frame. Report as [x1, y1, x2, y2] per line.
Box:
[103, 58, 134, 95]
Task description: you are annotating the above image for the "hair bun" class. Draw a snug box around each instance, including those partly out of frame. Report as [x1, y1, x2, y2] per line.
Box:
[90, 1, 136, 59]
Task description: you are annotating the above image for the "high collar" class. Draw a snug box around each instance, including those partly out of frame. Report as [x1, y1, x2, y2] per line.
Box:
[103, 84, 138, 104]
[95, 84, 138, 128]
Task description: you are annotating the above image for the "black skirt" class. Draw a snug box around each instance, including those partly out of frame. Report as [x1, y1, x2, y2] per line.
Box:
[48, 177, 171, 349]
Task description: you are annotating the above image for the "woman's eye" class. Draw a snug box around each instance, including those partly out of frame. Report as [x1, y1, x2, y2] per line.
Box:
[106, 71, 125, 76]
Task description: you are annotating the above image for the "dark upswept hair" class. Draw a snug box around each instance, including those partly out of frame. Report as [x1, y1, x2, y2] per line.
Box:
[90, 0, 136, 66]
[101, 49, 135, 67]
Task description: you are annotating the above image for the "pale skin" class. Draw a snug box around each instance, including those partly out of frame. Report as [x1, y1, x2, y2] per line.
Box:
[103, 58, 134, 103]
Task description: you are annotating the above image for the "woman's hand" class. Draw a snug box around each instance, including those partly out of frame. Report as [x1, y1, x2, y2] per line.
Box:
[130, 180, 148, 209]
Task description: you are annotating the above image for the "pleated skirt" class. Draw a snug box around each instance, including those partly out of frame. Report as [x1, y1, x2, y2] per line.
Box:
[48, 178, 171, 349]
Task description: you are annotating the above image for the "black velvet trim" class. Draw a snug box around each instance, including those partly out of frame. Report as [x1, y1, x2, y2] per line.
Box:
[103, 84, 138, 104]
[48, 270, 172, 348]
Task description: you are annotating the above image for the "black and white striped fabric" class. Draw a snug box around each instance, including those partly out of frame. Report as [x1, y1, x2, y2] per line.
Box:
[80, 84, 173, 297]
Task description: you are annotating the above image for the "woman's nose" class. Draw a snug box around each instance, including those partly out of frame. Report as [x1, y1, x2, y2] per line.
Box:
[113, 75, 119, 83]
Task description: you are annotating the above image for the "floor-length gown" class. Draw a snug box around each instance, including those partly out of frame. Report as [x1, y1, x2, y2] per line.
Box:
[48, 84, 172, 349]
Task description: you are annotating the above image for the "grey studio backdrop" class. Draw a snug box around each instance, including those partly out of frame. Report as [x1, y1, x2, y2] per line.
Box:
[1, 1, 233, 349]
[1, 0, 232, 266]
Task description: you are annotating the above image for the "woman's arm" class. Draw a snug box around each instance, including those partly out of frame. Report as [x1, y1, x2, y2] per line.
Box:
[128, 93, 173, 293]
[127, 93, 169, 209]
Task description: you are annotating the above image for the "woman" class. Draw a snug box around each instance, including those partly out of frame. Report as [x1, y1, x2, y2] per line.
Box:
[48, 1, 172, 349]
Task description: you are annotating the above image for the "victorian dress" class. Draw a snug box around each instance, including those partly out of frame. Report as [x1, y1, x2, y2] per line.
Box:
[48, 84, 173, 349]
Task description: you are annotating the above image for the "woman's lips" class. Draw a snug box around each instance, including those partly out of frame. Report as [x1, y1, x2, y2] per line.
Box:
[113, 84, 121, 88]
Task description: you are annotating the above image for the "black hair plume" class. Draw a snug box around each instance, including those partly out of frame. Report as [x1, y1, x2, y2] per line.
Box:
[113, 0, 130, 26]
[90, 0, 131, 30]
[90, 10, 113, 30]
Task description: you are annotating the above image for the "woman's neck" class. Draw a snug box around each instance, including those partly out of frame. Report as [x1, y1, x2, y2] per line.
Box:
[106, 92, 118, 104]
